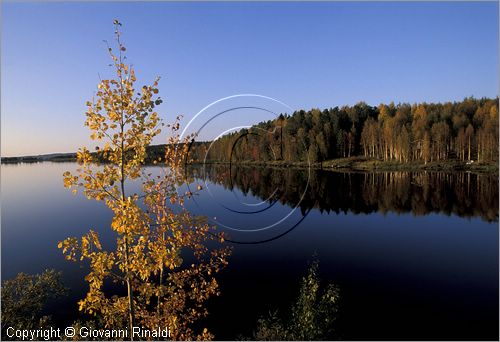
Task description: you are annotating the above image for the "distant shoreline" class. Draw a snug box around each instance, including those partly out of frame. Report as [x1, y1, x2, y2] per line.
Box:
[1, 153, 77, 164]
[2, 152, 497, 173]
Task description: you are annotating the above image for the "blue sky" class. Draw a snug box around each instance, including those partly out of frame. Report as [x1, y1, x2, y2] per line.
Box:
[1, 1, 498, 156]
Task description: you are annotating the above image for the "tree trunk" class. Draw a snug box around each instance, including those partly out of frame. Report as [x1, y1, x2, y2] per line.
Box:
[468, 135, 471, 161]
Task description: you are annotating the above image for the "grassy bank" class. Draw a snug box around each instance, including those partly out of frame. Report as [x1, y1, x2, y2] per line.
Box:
[199, 157, 499, 173]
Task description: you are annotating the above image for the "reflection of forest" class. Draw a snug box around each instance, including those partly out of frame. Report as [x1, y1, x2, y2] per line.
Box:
[189, 165, 498, 222]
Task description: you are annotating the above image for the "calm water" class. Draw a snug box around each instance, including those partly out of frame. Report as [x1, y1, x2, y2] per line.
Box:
[1, 162, 498, 340]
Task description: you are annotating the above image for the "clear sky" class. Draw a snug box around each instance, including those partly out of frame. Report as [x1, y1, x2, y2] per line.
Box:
[1, 1, 498, 157]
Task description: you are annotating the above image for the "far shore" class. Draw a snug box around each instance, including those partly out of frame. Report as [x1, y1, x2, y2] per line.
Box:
[2, 152, 497, 173]
[1, 153, 77, 164]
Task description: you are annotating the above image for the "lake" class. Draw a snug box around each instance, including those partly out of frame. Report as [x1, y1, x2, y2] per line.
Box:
[1, 162, 498, 340]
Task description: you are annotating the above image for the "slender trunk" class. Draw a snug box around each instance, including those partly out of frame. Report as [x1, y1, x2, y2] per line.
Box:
[477, 139, 480, 163]
[280, 126, 283, 160]
[157, 266, 163, 316]
[157, 231, 165, 316]
[125, 242, 134, 337]
[468, 135, 471, 161]
[122, 164, 135, 339]
[116, 40, 135, 338]
[121, 117, 134, 339]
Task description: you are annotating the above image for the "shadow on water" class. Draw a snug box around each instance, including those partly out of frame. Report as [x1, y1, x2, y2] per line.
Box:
[2, 162, 498, 340]
[189, 164, 498, 222]
[183, 164, 499, 340]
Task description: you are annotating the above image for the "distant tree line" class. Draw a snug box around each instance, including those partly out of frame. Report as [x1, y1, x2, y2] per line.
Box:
[195, 97, 498, 164]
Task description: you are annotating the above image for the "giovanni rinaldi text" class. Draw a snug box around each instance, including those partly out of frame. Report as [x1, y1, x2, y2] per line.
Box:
[5, 326, 172, 340]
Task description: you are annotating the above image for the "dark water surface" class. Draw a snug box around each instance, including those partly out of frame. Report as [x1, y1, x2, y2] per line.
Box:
[1, 162, 498, 340]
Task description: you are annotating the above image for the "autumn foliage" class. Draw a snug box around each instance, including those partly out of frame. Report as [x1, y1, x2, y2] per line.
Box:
[203, 99, 498, 165]
[59, 20, 230, 340]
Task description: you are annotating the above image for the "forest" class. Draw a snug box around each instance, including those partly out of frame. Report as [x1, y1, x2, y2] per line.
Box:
[192, 97, 498, 165]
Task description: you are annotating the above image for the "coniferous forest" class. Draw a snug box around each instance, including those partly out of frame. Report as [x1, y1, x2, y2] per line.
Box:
[193, 97, 498, 165]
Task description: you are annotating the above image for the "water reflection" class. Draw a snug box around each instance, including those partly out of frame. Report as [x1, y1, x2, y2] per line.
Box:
[190, 164, 499, 222]
[1, 162, 498, 339]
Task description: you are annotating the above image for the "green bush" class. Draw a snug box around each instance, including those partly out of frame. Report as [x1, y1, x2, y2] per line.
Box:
[1, 269, 67, 339]
[248, 260, 340, 341]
